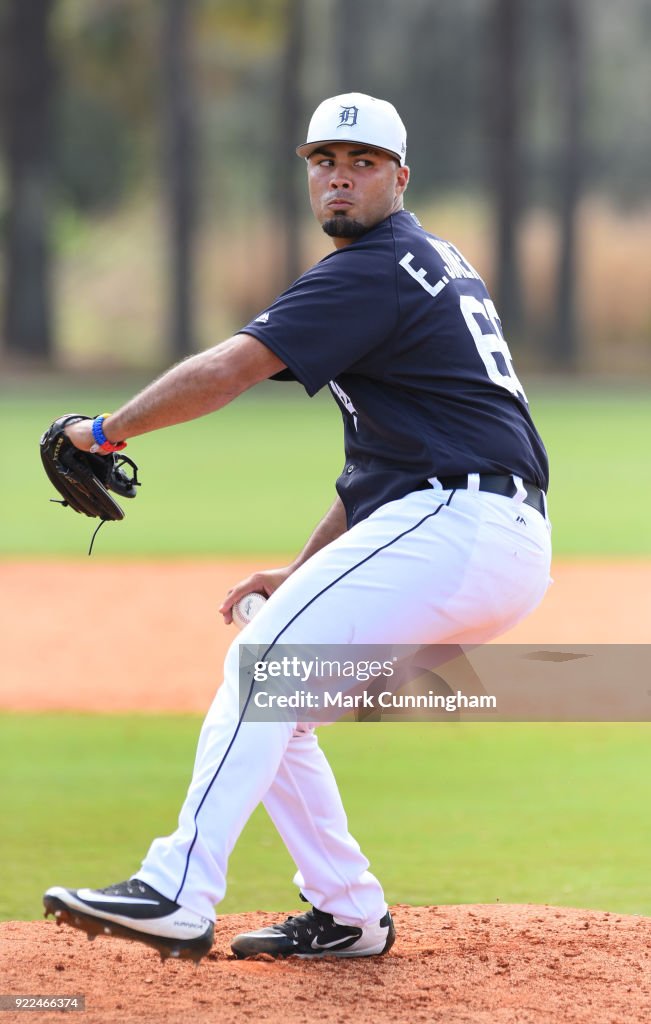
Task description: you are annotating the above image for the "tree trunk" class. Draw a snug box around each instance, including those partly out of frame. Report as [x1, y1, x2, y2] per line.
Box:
[0, 0, 56, 361]
[333, 0, 363, 92]
[553, 0, 583, 369]
[277, 0, 305, 287]
[491, 0, 524, 345]
[161, 0, 198, 361]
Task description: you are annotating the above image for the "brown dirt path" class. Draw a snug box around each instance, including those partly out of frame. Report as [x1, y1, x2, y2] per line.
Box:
[2, 904, 651, 1024]
[1, 558, 649, 712]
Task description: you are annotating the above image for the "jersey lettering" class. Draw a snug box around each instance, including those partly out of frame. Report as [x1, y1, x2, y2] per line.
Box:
[399, 239, 480, 300]
[459, 294, 527, 402]
[329, 380, 359, 429]
[399, 241, 526, 402]
[398, 252, 448, 298]
[426, 239, 481, 281]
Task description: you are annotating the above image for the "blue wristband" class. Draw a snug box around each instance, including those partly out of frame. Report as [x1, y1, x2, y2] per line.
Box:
[91, 415, 109, 449]
[91, 414, 126, 453]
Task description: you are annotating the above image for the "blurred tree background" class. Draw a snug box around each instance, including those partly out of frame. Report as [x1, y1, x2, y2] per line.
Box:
[0, 0, 650, 376]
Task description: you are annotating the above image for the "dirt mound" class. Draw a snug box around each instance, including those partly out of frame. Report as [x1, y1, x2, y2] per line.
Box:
[2, 903, 651, 1023]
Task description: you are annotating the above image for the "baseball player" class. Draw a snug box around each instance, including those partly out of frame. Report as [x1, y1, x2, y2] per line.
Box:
[44, 93, 551, 961]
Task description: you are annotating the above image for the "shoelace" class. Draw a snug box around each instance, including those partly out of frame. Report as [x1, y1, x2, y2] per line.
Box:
[100, 880, 151, 898]
[276, 907, 331, 939]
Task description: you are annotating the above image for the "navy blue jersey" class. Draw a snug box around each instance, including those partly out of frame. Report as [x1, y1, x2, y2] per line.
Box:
[242, 210, 549, 527]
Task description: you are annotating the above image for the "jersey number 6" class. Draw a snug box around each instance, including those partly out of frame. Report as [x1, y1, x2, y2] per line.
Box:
[460, 294, 527, 403]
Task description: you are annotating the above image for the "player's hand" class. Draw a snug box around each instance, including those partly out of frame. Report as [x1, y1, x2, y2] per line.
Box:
[219, 567, 292, 625]
[63, 419, 96, 452]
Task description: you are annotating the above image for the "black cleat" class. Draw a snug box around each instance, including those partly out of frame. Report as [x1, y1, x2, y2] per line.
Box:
[43, 879, 213, 963]
[231, 905, 395, 959]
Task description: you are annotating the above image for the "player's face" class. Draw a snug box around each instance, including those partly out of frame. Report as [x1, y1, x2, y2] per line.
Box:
[306, 143, 410, 247]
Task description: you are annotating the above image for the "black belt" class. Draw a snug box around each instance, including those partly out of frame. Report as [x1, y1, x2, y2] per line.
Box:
[430, 474, 546, 515]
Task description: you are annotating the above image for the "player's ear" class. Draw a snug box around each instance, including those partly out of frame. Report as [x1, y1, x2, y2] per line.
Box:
[396, 164, 410, 195]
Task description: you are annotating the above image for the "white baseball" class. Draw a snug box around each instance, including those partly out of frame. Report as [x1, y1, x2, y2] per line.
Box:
[232, 591, 267, 630]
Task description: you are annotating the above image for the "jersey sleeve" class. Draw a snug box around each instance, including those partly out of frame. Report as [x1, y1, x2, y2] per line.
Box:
[241, 242, 399, 396]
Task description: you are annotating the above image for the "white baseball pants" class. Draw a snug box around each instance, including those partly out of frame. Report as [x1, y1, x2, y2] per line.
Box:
[137, 484, 551, 924]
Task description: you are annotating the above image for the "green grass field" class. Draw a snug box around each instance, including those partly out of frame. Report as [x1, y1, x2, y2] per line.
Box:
[2, 380, 650, 555]
[2, 715, 651, 922]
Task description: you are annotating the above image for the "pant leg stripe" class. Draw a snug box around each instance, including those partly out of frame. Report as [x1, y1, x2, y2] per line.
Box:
[174, 493, 454, 904]
[262, 493, 454, 654]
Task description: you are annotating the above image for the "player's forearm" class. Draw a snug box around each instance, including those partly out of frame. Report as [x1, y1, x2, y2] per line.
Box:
[103, 334, 284, 442]
[219, 498, 348, 619]
[290, 497, 348, 570]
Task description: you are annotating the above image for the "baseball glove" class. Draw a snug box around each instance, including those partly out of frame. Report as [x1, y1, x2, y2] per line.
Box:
[40, 414, 140, 521]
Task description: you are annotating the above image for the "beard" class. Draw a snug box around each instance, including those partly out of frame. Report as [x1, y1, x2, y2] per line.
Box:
[321, 213, 368, 239]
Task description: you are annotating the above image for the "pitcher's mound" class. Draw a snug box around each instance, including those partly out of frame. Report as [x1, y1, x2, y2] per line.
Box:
[2, 903, 650, 1023]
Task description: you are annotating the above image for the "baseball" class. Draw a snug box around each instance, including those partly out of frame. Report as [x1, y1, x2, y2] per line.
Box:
[232, 591, 267, 629]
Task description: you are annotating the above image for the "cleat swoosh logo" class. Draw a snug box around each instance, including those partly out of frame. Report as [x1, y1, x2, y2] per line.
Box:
[76, 888, 161, 906]
[310, 934, 355, 950]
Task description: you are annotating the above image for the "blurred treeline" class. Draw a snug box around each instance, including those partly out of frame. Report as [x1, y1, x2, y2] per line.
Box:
[0, 0, 650, 376]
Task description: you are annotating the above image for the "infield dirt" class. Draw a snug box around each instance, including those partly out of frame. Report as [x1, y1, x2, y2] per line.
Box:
[2, 558, 649, 712]
[1, 558, 650, 1023]
[2, 903, 651, 1023]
